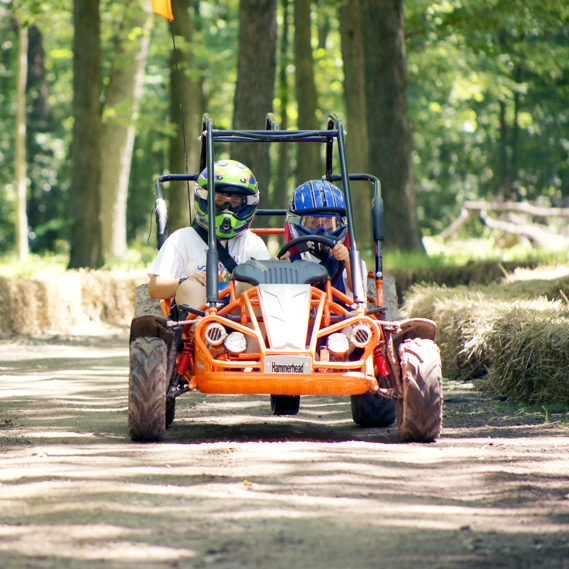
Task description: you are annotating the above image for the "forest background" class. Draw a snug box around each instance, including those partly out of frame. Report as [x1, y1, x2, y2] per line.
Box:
[1, 0, 568, 270]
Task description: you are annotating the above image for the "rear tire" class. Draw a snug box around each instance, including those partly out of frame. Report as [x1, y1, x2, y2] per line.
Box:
[129, 337, 168, 442]
[270, 395, 300, 416]
[351, 392, 396, 427]
[166, 397, 176, 428]
[396, 338, 443, 442]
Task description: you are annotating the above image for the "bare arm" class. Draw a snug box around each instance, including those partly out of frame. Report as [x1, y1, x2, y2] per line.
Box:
[148, 270, 207, 300]
[147, 274, 179, 300]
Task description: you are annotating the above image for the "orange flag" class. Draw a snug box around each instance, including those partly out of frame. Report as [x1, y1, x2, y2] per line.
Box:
[151, 0, 174, 21]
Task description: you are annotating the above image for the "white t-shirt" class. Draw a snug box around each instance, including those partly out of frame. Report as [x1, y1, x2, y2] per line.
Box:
[148, 226, 270, 291]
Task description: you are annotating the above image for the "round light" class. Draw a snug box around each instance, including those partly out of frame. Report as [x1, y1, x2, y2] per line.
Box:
[204, 322, 227, 346]
[350, 324, 372, 348]
[326, 332, 350, 356]
[224, 331, 248, 354]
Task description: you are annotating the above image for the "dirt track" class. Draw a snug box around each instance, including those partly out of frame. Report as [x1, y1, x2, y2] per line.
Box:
[1, 333, 569, 569]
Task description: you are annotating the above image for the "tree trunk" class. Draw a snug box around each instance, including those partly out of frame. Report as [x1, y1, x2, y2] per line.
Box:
[498, 98, 509, 197]
[231, 0, 277, 196]
[339, 0, 371, 250]
[15, 21, 28, 261]
[274, 0, 291, 212]
[362, 0, 422, 251]
[100, 0, 152, 259]
[294, 0, 320, 185]
[168, 0, 202, 231]
[68, 0, 104, 269]
[27, 25, 59, 253]
[316, 0, 330, 50]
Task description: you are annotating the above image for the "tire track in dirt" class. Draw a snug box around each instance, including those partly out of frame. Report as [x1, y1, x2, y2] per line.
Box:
[1, 335, 569, 569]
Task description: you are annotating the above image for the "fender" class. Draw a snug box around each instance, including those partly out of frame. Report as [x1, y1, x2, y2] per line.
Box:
[385, 318, 437, 395]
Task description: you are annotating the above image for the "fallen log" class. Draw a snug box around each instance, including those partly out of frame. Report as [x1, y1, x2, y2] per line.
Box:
[463, 200, 569, 218]
[477, 209, 569, 250]
[437, 200, 569, 250]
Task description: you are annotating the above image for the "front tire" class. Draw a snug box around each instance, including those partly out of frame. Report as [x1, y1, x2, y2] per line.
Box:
[396, 338, 443, 442]
[129, 337, 168, 442]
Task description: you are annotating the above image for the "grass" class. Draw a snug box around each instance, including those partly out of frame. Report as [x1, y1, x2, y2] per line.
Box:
[382, 236, 569, 273]
[0, 245, 156, 278]
[3, 235, 567, 278]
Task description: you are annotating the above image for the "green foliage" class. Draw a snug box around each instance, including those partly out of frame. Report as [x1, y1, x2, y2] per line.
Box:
[406, 0, 569, 235]
[384, 236, 569, 273]
[1, 0, 568, 259]
[0, 244, 156, 278]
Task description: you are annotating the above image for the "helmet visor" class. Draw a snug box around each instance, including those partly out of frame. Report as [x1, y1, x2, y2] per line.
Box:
[298, 214, 347, 239]
[196, 188, 259, 220]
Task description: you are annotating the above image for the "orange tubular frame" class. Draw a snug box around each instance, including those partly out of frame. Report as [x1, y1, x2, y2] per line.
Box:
[181, 281, 382, 396]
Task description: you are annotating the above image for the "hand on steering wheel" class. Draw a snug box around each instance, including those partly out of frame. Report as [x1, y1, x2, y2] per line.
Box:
[277, 235, 336, 259]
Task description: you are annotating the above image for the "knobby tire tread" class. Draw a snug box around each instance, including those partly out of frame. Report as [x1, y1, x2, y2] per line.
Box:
[397, 338, 443, 442]
[129, 337, 168, 442]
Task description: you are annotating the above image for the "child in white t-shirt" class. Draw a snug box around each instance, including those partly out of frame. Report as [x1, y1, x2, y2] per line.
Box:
[148, 160, 270, 310]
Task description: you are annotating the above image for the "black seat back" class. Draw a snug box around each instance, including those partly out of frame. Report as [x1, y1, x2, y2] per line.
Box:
[232, 259, 329, 286]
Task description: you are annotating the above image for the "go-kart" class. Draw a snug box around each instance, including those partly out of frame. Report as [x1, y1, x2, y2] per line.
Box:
[128, 113, 443, 443]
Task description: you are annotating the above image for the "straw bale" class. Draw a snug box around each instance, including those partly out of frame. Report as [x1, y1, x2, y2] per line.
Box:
[135, 283, 163, 317]
[403, 275, 569, 402]
[0, 270, 147, 336]
[482, 301, 569, 403]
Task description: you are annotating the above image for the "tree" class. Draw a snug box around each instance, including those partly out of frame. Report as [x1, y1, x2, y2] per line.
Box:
[100, 0, 153, 258]
[26, 25, 61, 253]
[405, 0, 569, 235]
[68, 0, 103, 269]
[294, 0, 320, 185]
[362, 0, 422, 250]
[167, 0, 202, 231]
[274, 0, 292, 210]
[231, 0, 277, 194]
[15, 20, 29, 261]
[339, 0, 371, 250]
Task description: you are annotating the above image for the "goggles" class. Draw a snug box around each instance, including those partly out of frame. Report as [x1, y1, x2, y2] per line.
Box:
[196, 188, 259, 214]
[299, 214, 346, 233]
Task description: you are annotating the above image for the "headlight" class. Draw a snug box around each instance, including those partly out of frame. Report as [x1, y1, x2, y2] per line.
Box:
[204, 322, 227, 346]
[350, 324, 372, 348]
[327, 332, 350, 356]
[224, 331, 247, 354]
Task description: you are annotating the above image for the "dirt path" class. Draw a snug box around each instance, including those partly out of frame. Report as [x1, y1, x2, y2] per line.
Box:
[1, 334, 569, 569]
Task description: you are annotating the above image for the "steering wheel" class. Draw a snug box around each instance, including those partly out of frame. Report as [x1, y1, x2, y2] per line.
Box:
[277, 235, 337, 259]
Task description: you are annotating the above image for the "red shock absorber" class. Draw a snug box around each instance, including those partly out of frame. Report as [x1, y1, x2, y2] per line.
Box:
[176, 335, 195, 376]
[373, 344, 390, 377]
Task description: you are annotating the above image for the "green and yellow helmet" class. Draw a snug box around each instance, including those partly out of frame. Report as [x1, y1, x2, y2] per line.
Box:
[194, 160, 259, 239]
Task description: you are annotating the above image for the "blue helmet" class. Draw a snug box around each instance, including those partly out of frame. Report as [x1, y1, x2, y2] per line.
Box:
[286, 180, 348, 258]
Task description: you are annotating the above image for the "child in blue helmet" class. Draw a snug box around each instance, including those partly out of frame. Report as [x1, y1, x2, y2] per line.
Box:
[148, 160, 270, 309]
[283, 179, 366, 296]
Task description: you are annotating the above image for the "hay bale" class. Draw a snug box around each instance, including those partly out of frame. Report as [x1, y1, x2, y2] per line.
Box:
[0, 270, 147, 335]
[482, 301, 569, 404]
[401, 284, 479, 378]
[367, 274, 398, 320]
[135, 283, 163, 317]
[402, 275, 569, 403]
